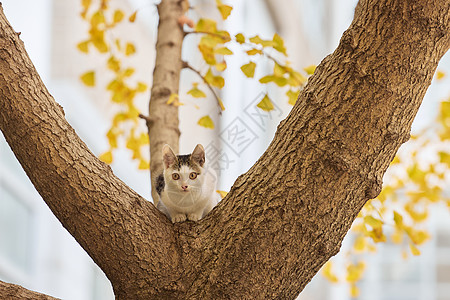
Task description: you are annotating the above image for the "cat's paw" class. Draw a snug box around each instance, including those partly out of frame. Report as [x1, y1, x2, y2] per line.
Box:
[187, 213, 202, 222]
[171, 214, 187, 223]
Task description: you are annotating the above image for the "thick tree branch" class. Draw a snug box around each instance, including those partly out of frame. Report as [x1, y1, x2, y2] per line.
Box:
[147, 0, 186, 203]
[174, 0, 450, 298]
[0, 5, 179, 298]
[0, 280, 58, 300]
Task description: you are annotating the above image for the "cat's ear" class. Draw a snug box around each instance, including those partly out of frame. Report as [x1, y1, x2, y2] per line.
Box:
[191, 144, 205, 167]
[162, 144, 177, 169]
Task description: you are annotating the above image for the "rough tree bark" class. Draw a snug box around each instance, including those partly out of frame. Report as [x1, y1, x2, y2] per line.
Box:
[147, 0, 185, 203]
[0, 0, 448, 299]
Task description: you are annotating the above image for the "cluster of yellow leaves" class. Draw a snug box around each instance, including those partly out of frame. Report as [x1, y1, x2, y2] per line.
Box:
[321, 72, 450, 297]
[78, 0, 149, 169]
[190, 2, 313, 129]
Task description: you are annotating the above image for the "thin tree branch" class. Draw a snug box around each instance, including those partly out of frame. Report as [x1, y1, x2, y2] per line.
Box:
[182, 61, 223, 115]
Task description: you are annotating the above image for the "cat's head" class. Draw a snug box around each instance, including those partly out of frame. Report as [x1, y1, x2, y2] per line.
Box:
[162, 144, 205, 194]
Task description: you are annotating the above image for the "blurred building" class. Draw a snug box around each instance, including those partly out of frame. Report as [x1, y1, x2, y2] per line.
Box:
[0, 0, 449, 299]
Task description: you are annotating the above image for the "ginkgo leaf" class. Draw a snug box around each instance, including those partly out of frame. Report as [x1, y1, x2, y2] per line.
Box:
[249, 35, 273, 47]
[123, 68, 135, 77]
[214, 47, 233, 55]
[195, 18, 217, 33]
[198, 115, 214, 129]
[436, 70, 446, 80]
[322, 261, 339, 283]
[409, 243, 421, 256]
[272, 33, 287, 55]
[257, 94, 274, 111]
[215, 61, 227, 71]
[199, 44, 216, 65]
[80, 71, 95, 86]
[241, 62, 256, 78]
[364, 215, 383, 229]
[246, 49, 263, 55]
[107, 56, 120, 72]
[235, 33, 245, 44]
[166, 93, 183, 106]
[304, 64, 317, 75]
[113, 9, 125, 23]
[346, 262, 365, 282]
[125, 43, 136, 56]
[136, 82, 148, 92]
[204, 68, 225, 88]
[138, 159, 149, 170]
[99, 151, 113, 164]
[129, 11, 137, 22]
[286, 89, 299, 105]
[216, 0, 232, 20]
[216, 190, 228, 198]
[77, 41, 90, 53]
[187, 86, 207, 98]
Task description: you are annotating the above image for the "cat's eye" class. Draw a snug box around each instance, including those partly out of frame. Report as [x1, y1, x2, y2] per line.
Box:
[189, 172, 197, 180]
[172, 173, 180, 180]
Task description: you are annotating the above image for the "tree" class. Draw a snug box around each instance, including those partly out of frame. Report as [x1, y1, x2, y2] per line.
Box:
[0, 0, 449, 299]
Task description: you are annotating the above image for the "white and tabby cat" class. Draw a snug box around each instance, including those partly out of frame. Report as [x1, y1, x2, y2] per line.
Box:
[156, 144, 220, 222]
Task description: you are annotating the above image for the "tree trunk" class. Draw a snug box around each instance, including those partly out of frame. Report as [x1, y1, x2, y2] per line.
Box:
[0, 280, 58, 300]
[0, 0, 448, 299]
[147, 0, 185, 203]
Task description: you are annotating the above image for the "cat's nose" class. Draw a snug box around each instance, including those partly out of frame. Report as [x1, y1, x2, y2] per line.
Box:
[181, 185, 188, 190]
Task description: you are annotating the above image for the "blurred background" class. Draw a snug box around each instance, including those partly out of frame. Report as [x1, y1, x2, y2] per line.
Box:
[0, 0, 449, 299]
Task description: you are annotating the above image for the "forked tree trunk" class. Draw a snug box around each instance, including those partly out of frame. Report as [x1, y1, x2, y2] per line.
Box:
[0, 0, 448, 299]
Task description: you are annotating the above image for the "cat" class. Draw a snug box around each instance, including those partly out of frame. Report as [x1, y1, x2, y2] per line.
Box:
[155, 144, 220, 222]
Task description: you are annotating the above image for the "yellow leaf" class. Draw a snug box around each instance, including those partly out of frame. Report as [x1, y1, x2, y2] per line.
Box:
[272, 33, 287, 55]
[99, 151, 113, 164]
[91, 11, 105, 27]
[204, 68, 225, 88]
[322, 261, 339, 283]
[246, 48, 263, 55]
[199, 44, 216, 65]
[391, 228, 403, 244]
[436, 70, 445, 80]
[286, 89, 299, 105]
[195, 18, 217, 33]
[214, 47, 233, 55]
[353, 235, 366, 252]
[304, 64, 316, 75]
[129, 11, 137, 22]
[81, 0, 91, 11]
[240, 62, 256, 78]
[187, 86, 207, 98]
[350, 284, 360, 298]
[113, 9, 125, 23]
[273, 62, 286, 77]
[215, 61, 227, 72]
[259, 75, 287, 87]
[136, 82, 148, 92]
[106, 129, 118, 148]
[235, 33, 245, 44]
[216, 190, 228, 198]
[138, 160, 149, 170]
[364, 215, 383, 229]
[80, 71, 95, 86]
[125, 43, 136, 56]
[107, 56, 120, 72]
[249, 35, 273, 47]
[393, 211, 403, 227]
[198, 115, 214, 129]
[346, 262, 365, 282]
[257, 94, 274, 112]
[123, 68, 135, 77]
[166, 93, 184, 106]
[216, 0, 232, 20]
[77, 41, 90, 53]
[409, 243, 421, 256]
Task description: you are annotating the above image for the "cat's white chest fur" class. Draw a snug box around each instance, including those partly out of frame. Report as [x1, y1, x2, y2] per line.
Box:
[156, 144, 220, 223]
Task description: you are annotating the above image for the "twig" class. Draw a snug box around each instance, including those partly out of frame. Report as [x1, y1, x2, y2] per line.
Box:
[182, 61, 223, 115]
